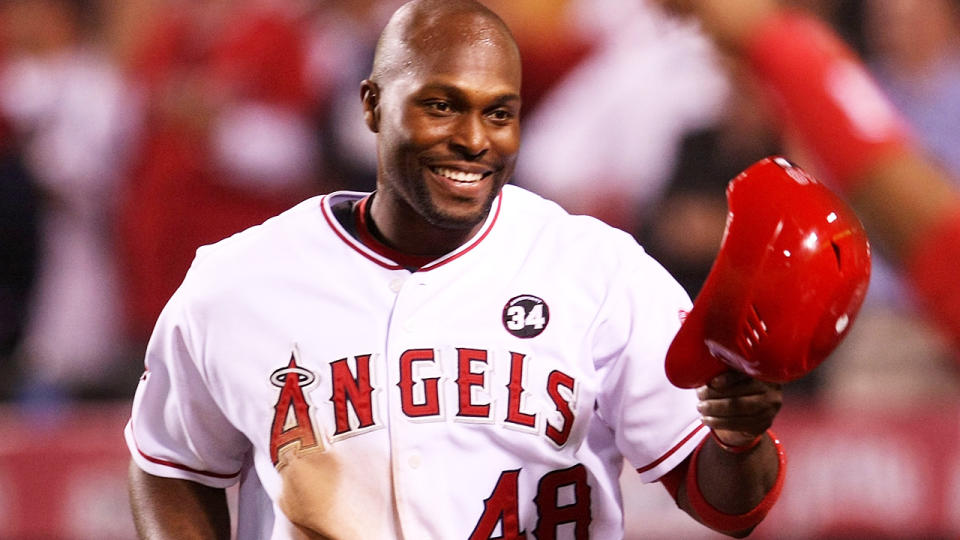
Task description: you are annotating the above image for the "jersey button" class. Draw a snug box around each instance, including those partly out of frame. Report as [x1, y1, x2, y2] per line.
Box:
[407, 453, 421, 469]
[389, 277, 405, 293]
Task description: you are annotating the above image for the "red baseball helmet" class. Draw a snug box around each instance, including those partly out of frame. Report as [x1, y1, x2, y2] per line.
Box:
[665, 156, 871, 388]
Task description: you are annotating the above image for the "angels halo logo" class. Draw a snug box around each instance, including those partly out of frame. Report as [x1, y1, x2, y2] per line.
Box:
[502, 294, 549, 338]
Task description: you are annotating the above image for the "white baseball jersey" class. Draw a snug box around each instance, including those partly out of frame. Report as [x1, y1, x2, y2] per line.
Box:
[125, 184, 707, 539]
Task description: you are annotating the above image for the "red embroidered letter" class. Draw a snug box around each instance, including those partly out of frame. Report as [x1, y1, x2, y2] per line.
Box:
[457, 348, 490, 418]
[330, 354, 376, 436]
[505, 352, 536, 428]
[269, 353, 319, 465]
[398, 349, 441, 417]
[545, 370, 576, 447]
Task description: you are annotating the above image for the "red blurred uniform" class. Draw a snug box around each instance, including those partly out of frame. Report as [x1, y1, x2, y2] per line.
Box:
[118, 2, 319, 343]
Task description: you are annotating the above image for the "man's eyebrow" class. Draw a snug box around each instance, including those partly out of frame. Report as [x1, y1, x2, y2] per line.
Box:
[417, 83, 521, 105]
[489, 93, 522, 107]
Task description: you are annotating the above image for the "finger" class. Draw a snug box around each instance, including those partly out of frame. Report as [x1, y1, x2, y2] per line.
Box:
[708, 370, 754, 389]
[697, 375, 778, 401]
[697, 391, 782, 418]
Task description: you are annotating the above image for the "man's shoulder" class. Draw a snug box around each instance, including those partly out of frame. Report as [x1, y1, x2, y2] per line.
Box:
[193, 195, 326, 264]
[502, 184, 639, 247]
[498, 185, 687, 305]
[178, 192, 359, 296]
[501, 184, 564, 214]
[160, 193, 363, 330]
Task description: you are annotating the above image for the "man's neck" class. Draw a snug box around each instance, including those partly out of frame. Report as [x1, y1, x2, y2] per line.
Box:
[366, 193, 484, 260]
[354, 194, 436, 270]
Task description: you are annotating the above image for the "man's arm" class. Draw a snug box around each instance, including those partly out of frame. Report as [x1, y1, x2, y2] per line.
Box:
[128, 461, 231, 540]
[661, 372, 784, 537]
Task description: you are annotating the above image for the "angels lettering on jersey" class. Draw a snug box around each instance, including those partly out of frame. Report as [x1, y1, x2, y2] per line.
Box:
[268, 342, 577, 468]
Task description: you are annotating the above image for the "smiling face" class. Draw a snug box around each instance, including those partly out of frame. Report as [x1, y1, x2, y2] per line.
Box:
[362, 2, 522, 245]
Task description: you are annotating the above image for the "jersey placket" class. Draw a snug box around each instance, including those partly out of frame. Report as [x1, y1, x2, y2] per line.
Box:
[383, 268, 437, 539]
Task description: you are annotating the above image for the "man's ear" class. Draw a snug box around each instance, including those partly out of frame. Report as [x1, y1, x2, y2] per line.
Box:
[361, 80, 380, 133]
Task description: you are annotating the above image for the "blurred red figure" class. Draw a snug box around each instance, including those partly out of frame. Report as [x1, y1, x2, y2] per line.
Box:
[118, 0, 320, 344]
[0, 0, 136, 398]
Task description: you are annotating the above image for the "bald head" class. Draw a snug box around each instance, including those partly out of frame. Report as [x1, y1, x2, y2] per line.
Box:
[370, 0, 520, 84]
[358, 0, 523, 247]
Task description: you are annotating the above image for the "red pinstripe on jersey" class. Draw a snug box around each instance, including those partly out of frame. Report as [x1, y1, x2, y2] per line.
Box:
[133, 439, 241, 479]
[636, 423, 707, 474]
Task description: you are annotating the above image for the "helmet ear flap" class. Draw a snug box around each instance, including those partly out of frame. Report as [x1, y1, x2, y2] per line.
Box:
[666, 156, 871, 388]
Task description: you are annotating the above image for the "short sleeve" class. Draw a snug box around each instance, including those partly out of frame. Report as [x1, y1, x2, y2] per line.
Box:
[124, 286, 249, 488]
[593, 245, 708, 483]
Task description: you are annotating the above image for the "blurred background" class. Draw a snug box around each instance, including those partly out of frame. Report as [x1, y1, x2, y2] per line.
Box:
[1, 0, 959, 538]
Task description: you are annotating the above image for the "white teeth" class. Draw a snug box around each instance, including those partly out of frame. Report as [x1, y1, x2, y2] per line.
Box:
[432, 167, 484, 183]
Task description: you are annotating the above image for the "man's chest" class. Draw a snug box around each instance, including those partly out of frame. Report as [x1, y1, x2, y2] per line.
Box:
[199, 265, 607, 459]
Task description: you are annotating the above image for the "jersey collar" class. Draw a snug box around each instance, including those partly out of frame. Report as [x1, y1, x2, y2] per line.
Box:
[353, 195, 436, 270]
[321, 190, 503, 272]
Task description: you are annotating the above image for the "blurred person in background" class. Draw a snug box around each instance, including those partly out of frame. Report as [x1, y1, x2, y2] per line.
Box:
[481, 0, 595, 117]
[301, 0, 403, 194]
[863, 0, 960, 178]
[513, 0, 730, 235]
[640, 63, 782, 299]
[655, 0, 960, 407]
[117, 0, 322, 351]
[0, 75, 41, 402]
[0, 0, 138, 401]
[820, 0, 960, 406]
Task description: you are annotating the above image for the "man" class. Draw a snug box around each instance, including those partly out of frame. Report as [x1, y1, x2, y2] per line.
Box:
[126, 1, 784, 538]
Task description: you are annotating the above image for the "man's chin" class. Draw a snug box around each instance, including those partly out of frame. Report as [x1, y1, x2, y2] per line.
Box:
[424, 208, 487, 231]
[415, 182, 502, 230]
[423, 197, 495, 230]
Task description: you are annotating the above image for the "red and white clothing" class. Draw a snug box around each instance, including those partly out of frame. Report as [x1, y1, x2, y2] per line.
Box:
[125, 184, 705, 539]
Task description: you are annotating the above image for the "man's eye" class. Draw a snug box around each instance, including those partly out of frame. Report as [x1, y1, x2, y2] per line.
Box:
[427, 101, 451, 113]
[489, 109, 514, 122]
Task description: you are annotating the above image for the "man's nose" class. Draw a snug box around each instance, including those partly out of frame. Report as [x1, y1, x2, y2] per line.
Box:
[450, 113, 489, 159]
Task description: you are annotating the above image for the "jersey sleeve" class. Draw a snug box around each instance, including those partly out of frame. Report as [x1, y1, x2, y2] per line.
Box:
[124, 283, 249, 488]
[592, 242, 707, 483]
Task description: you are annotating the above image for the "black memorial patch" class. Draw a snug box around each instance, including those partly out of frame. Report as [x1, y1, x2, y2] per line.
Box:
[502, 295, 550, 338]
